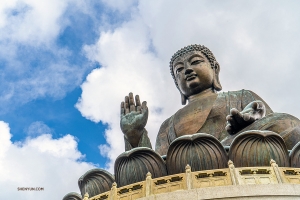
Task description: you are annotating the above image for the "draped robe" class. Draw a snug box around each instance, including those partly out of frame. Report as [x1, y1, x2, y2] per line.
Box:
[155, 90, 300, 155]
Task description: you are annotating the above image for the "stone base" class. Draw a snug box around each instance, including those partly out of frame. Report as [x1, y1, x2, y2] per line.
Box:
[138, 184, 300, 200]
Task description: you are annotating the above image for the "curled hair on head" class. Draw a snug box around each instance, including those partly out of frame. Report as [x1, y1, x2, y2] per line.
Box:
[169, 44, 221, 93]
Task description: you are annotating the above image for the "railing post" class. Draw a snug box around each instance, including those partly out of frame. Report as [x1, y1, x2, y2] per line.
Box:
[228, 160, 240, 185]
[185, 164, 193, 190]
[110, 182, 118, 200]
[145, 172, 152, 197]
[270, 159, 283, 183]
[83, 193, 89, 200]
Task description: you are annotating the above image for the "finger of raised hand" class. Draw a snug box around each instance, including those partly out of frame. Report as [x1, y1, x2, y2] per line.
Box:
[141, 101, 148, 114]
[135, 95, 141, 112]
[121, 102, 125, 116]
[129, 92, 134, 105]
[129, 93, 136, 112]
[125, 96, 130, 114]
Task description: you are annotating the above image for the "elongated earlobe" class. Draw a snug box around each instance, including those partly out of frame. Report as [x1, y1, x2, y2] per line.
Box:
[181, 93, 187, 105]
[213, 62, 222, 91]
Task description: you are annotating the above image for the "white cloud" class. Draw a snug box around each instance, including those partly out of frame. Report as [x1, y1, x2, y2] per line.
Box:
[77, 0, 300, 172]
[100, 0, 137, 13]
[0, 0, 96, 113]
[26, 121, 53, 137]
[0, 121, 95, 199]
[76, 19, 181, 170]
[0, 0, 70, 45]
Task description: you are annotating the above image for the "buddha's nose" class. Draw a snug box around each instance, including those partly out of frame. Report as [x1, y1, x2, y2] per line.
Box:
[184, 68, 193, 75]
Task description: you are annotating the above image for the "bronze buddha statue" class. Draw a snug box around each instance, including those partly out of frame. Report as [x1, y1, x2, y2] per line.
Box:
[71, 44, 300, 194]
[120, 44, 300, 154]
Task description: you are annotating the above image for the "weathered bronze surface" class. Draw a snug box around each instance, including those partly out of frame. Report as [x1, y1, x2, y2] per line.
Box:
[62, 192, 82, 200]
[120, 44, 300, 155]
[290, 142, 300, 167]
[78, 169, 114, 197]
[166, 133, 228, 174]
[120, 93, 152, 150]
[64, 44, 300, 199]
[228, 130, 289, 167]
[155, 89, 275, 155]
[222, 113, 300, 149]
[114, 44, 300, 191]
[114, 147, 167, 187]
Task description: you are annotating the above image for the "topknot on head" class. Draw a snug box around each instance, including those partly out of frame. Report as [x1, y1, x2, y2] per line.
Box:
[169, 44, 216, 70]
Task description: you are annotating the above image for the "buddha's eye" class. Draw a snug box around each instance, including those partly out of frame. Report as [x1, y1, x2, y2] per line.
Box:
[176, 67, 184, 74]
[191, 59, 203, 65]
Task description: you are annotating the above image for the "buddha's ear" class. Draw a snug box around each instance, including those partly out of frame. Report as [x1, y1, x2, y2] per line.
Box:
[213, 62, 222, 91]
[181, 93, 187, 105]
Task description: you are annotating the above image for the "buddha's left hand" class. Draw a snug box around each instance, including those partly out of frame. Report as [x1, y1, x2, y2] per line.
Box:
[225, 101, 266, 135]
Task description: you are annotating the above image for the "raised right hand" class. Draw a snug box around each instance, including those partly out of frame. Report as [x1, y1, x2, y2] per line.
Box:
[120, 93, 148, 147]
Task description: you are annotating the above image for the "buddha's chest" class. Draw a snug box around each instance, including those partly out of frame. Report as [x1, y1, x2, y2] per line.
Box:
[173, 95, 218, 137]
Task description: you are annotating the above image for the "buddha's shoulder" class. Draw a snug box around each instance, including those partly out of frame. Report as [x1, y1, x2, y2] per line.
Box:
[217, 89, 257, 99]
[218, 89, 253, 95]
[157, 112, 179, 136]
[156, 116, 172, 151]
[158, 116, 172, 133]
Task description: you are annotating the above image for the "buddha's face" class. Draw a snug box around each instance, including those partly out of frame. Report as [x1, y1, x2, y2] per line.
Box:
[173, 51, 214, 98]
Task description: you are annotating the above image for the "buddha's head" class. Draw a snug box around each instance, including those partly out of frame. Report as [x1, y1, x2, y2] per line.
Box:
[170, 44, 222, 105]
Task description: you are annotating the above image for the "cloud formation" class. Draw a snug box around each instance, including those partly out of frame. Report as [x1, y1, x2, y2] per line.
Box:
[26, 121, 53, 137]
[0, 0, 94, 113]
[77, 0, 300, 171]
[0, 121, 95, 199]
[76, 19, 181, 170]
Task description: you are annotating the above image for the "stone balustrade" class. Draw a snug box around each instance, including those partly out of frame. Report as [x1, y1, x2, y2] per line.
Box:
[87, 160, 300, 200]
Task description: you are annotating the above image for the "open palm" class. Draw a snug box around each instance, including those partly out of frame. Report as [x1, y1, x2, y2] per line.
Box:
[120, 93, 148, 147]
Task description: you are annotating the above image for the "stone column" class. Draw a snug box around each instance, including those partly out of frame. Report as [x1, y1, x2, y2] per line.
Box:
[270, 159, 283, 183]
[110, 182, 117, 200]
[145, 172, 152, 197]
[185, 164, 193, 190]
[228, 160, 240, 185]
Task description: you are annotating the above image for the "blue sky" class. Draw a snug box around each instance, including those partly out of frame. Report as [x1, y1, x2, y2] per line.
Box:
[2, 87, 108, 166]
[0, 0, 109, 166]
[0, 0, 138, 168]
[1, 0, 300, 199]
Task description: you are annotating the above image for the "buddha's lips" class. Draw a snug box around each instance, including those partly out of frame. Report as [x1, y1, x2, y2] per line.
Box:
[185, 74, 197, 81]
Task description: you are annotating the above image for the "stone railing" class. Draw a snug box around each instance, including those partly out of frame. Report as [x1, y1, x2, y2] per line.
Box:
[85, 159, 300, 200]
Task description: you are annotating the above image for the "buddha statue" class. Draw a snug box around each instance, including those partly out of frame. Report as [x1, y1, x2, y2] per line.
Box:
[115, 44, 300, 185]
[120, 44, 300, 154]
[66, 44, 300, 197]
